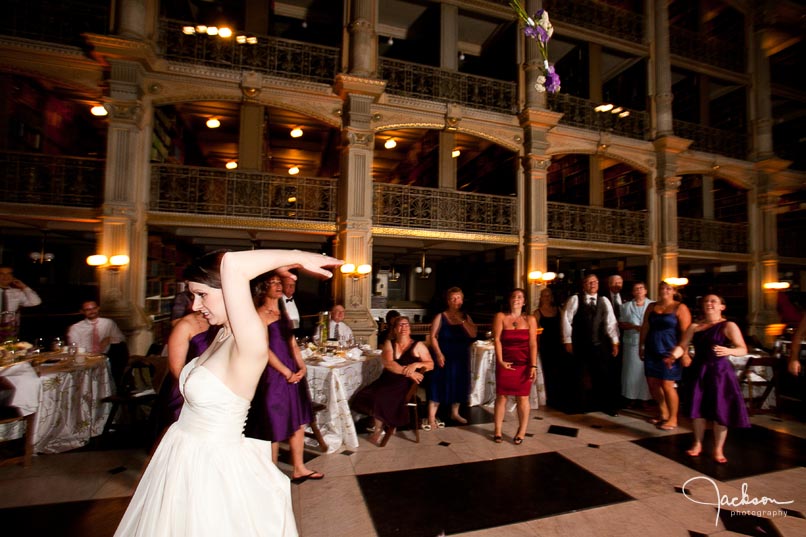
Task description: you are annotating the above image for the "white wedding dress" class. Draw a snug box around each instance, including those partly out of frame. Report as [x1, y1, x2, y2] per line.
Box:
[115, 334, 297, 537]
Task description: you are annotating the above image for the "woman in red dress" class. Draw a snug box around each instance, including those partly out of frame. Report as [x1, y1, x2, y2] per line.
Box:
[492, 288, 538, 445]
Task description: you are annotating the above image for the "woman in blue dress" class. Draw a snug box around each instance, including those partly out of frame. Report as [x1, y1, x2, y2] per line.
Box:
[426, 287, 477, 429]
[665, 294, 750, 463]
[640, 281, 691, 430]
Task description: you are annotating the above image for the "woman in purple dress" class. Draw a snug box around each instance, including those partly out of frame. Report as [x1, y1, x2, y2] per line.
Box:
[426, 287, 477, 429]
[153, 311, 219, 440]
[245, 272, 322, 482]
[665, 294, 750, 464]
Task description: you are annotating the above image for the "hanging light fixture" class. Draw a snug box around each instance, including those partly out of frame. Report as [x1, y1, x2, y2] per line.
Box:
[90, 104, 108, 117]
[414, 251, 432, 279]
[30, 232, 55, 264]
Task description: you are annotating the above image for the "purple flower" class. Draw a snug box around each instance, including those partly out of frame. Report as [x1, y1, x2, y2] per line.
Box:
[524, 25, 539, 39]
[544, 65, 561, 94]
[536, 26, 550, 44]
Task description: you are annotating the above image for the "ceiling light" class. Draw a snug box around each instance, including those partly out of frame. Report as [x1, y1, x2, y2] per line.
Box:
[387, 36, 394, 45]
[459, 52, 465, 61]
[290, 127, 303, 138]
[206, 118, 220, 129]
[218, 27, 232, 38]
[301, 21, 308, 29]
[384, 138, 397, 149]
[288, 166, 300, 175]
[618, 111, 630, 118]
[206, 26, 219, 36]
[595, 103, 614, 113]
[182, 26, 196, 35]
[610, 107, 623, 114]
[225, 160, 238, 169]
[196, 25, 207, 33]
[90, 104, 108, 117]
[451, 149, 461, 158]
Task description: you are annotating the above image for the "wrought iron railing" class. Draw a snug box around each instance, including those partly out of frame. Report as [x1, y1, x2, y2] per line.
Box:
[0, 150, 104, 207]
[0, 0, 109, 47]
[670, 25, 744, 73]
[544, 0, 644, 45]
[548, 93, 649, 141]
[379, 58, 517, 114]
[678, 217, 748, 253]
[373, 183, 518, 235]
[150, 164, 337, 222]
[673, 119, 746, 160]
[158, 19, 340, 85]
[547, 202, 648, 245]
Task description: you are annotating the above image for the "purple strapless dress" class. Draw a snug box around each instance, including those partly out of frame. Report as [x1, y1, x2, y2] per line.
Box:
[244, 319, 313, 442]
[688, 322, 750, 428]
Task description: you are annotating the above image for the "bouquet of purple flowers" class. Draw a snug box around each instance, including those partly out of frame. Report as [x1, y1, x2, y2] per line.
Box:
[509, 1, 561, 94]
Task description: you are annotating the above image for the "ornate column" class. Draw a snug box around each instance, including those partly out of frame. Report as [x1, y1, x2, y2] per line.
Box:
[347, 0, 377, 77]
[750, 11, 775, 161]
[520, 109, 561, 310]
[649, 0, 674, 138]
[100, 59, 151, 351]
[653, 137, 691, 284]
[523, 0, 547, 110]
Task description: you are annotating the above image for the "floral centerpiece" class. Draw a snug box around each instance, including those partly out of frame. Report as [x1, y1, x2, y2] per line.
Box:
[0, 340, 32, 364]
[509, 1, 561, 94]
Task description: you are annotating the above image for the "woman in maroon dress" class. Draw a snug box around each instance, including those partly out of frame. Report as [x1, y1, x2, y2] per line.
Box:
[492, 288, 538, 445]
[665, 294, 750, 464]
[351, 316, 433, 446]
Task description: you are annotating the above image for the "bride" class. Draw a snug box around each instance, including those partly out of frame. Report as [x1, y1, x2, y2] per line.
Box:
[115, 249, 341, 537]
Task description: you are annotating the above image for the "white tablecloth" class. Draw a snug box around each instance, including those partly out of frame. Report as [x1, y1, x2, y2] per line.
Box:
[305, 354, 383, 453]
[729, 354, 777, 409]
[469, 342, 545, 409]
[0, 354, 113, 454]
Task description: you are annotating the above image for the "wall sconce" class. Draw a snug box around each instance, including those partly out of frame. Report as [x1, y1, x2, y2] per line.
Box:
[414, 252, 432, 279]
[86, 254, 130, 271]
[528, 271, 557, 284]
[663, 277, 689, 287]
[451, 148, 461, 158]
[90, 104, 108, 117]
[340, 263, 372, 280]
[763, 281, 791, 290]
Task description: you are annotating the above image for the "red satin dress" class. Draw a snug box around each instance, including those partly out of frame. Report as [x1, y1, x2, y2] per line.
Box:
[495, 329, 532, 396]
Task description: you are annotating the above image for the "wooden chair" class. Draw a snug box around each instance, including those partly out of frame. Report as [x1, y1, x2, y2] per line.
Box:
[739, 355, 779, 415]
[305, 402, 329, 453]
[100, 356, 161, 445]
[0, 407, 35, 468]
[380, 381, 421, 447]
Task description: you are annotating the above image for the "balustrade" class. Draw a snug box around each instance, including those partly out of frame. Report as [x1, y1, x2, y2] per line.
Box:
[672, 120, 746, 160]
[1, 0, 108, 47]
[547, 202, 648, 245]
[548, 93, 648, 141]
[0, 151, 103, 207]
[678, 217, 748, 253]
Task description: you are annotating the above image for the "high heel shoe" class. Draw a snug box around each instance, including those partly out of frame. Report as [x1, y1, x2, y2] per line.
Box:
[513, 436, 524, 445]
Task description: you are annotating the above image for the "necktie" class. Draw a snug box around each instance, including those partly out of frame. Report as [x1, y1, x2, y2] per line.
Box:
[334, 322, 340, 340]
[91, 322, 100, 353]
[0, 288, 6, 312]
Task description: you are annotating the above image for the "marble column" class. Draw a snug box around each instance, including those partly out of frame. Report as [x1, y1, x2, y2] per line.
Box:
[523, 0, 547, 110]
[100, 59, 151, 351]
[347, 0, 377, 77]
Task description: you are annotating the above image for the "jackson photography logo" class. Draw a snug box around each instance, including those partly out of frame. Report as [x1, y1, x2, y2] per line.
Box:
[682, 476, 794, 526]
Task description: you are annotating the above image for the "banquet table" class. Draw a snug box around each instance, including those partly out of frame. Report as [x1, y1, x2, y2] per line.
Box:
[304, 351, 383, 453]
[469, 341, 545, 409]
[0, 352, 113, 454]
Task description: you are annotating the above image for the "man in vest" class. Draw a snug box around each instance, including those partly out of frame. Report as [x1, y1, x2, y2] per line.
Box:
[561, 273, 620, 415]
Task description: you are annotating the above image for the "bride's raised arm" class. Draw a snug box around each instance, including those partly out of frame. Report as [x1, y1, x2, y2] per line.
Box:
[220, 250, 341, 367]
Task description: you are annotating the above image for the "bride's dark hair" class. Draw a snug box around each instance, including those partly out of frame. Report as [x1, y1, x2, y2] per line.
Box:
[184, 250, 229, 289]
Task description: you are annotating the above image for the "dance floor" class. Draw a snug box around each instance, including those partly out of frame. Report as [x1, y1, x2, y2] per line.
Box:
[1, 407, 805, 537]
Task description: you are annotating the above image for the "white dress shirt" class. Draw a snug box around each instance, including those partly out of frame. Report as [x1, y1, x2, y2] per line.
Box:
[67, 317, 125, 353]
[560, 293, 620, 345]
[314, 320, 353, 343]
[283, 295, 300, 329]
[0, 286, 42, 313]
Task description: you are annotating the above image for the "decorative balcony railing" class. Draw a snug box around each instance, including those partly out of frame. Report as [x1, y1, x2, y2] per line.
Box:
[150, 165, 337, 222]
[548, 94, 649, 141]
[379, 58, 517, 114]
[678, 217, 748, 253]
[544, 0, 644, 45]
[374, 183, 518, 235]
[547, 202, 648, 245]
[673, 120, 746, 160]
[158, 19, 340, 85]
[0, 151, 103, 207]
[670, 25, 744, 73]
[1, 0, 109, 47]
